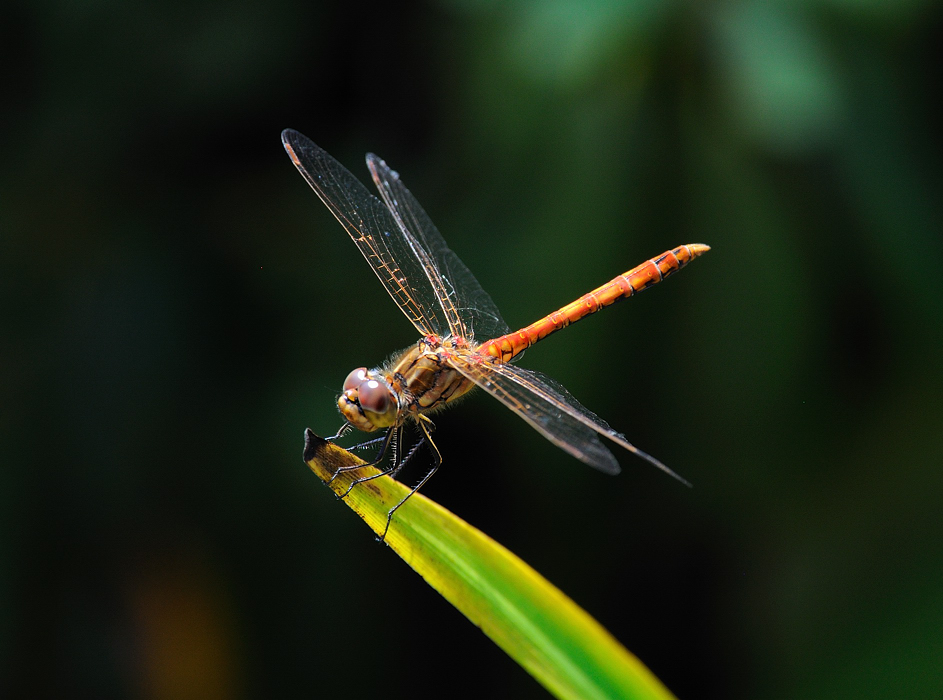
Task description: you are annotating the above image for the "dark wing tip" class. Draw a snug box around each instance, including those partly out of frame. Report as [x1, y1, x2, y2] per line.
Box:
[570, 439, 622, 475]
[590, 452, 622, 476]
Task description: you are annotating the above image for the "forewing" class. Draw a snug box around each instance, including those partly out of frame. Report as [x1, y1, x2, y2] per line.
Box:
[282, 129, 448, 336]
[451, 357, 691, 484]
[367, 154, 508, 341]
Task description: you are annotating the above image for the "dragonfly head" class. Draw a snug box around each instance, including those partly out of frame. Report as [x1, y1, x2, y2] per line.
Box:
[338, 367, 398, 431]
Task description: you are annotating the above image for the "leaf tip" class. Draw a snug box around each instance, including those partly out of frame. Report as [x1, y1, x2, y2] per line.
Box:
[303, 427, 324, 463]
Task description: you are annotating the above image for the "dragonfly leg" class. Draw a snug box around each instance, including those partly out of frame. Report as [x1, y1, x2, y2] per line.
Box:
[325, 422, 353, 442]
[340, 434, 426, 499]
[338, 426, 401, 498]
[347, 434, 389, 453]
[388, 435, 425, 481]
[326, 426, 395, 488]
[378, 417, 441, 543]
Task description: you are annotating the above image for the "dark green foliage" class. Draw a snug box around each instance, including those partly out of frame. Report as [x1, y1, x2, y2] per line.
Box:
[2, 2, 941, 698]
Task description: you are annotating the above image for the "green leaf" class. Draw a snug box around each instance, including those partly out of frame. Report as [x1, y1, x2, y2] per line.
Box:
[303, 429, 677, 700]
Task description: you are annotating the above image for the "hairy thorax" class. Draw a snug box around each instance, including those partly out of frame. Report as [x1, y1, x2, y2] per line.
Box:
[338, 335, 479, 432]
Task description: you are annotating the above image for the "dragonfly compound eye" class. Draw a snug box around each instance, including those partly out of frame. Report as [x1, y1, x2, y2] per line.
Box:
[358, 380, 391, 414]
[343, 367, 368, 392]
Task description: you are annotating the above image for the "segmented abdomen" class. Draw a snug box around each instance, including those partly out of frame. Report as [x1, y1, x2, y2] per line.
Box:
[479, 243, 709, 363]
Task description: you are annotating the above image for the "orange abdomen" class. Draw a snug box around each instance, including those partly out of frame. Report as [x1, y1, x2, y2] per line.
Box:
[480, 243, 709, 363]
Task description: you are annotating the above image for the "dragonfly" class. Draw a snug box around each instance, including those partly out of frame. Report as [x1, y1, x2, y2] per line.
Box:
[283, 129, 709, 540]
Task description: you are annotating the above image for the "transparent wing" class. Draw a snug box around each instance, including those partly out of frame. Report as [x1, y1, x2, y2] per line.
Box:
[282, 129, 448, 336]
[450, 356, 691, 484]
[367, 154, 508, 342]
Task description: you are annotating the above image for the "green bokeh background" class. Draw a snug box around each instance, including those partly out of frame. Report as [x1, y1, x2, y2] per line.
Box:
[3, 1, 942, 698]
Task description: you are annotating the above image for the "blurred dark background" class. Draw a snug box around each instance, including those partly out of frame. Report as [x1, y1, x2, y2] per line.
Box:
[3, 1, 942, 698]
